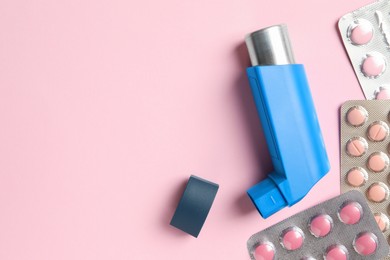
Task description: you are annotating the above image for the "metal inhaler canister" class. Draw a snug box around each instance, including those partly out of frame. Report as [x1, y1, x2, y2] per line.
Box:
[245, 24, 330, 218]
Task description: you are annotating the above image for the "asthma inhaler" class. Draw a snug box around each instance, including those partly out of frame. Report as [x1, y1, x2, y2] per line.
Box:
[245, 24, 330, 218]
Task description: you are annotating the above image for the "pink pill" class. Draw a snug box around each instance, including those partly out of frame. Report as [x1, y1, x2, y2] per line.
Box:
[346, 137, 367, 157]
[281, 227, 304, 251]
[324, 245, 348, 260]
[353, 232, 377, 256]
[349, 20, 373, 45]
[338, 202, 362, 225]
[374, 213, 389, 232]
[309, 214, 333, 237]
[346, 167, 367, 187]
[375, 87, 390, 100]
[254, 242, 275, 260]
[367, 182, 389, 203]
[367, 121, 389, 142]
[367, 152, 389, 172]
[361, 53, 386, 78]
[346, 106, 368, 126]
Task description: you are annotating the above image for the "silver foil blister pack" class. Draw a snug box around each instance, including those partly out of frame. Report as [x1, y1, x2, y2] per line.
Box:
[339, 0, 390, 99]
[341, 100, 390, 251]
[247, 191, 388, 260]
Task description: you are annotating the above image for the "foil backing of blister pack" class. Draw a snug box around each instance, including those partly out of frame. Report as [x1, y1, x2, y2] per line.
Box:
[339, 0, 390, 99]
[247, 191, 388, 260]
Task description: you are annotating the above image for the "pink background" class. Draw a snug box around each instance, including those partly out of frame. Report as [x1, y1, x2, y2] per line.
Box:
[0, 0, 376, 259]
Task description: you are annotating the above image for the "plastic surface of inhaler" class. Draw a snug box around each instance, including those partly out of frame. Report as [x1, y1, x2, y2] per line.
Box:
[245, 24, 330, 218]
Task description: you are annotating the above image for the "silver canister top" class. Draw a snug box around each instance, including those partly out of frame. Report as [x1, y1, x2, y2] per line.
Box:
[245, 24, 295, 66]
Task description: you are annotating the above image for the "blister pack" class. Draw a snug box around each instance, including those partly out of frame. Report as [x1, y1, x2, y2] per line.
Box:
[339, 0, 390, 99]
[247, 191, 388, 260]
[341, 100, 390, 251]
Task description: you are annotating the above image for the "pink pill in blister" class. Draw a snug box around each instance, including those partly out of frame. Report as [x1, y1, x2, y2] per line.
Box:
[353, 232, 378, 256]
[254, 242, 275, 260]
[367, 182, 389, 203]
[367, 152, 389, 172]
[280, 227, 304, 251]
[338, 202, 362, 225]
[367, 121, 389, 141]
[375, 87, 390, 100]
[361, 53, 386, 78]
[324, 244, 348, 260]
[374, 213, 389, 232]
[346, 137, 368, 157]
[346, 167, 367, 187]
[348, 19, 373, 45]
[309, 214, 333, 238]
[346, 106, 368, 126]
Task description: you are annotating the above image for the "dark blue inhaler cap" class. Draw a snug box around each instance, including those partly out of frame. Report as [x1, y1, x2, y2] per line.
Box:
[170, 175, 219, 237]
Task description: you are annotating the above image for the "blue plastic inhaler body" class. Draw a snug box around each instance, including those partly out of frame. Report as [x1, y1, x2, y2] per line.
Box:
[245, 25, 330, 218]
